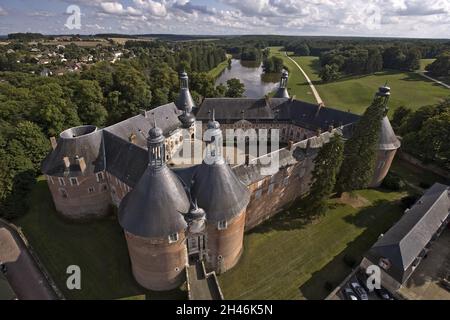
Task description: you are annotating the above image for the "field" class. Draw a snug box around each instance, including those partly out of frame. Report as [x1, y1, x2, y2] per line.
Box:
[13, 176, 186, 300]
[270, 47, 449, 115]
[419, 58, 436, 71]
[218, 159, 446, 300]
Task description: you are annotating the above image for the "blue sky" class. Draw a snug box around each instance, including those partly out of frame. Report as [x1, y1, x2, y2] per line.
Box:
[0, 0, 449, 38]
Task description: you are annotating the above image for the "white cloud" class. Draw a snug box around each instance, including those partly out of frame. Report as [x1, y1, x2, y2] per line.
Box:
[101, 2, 142, 16]
[0, 6, 7, 16]
[133, 0, 168, 17]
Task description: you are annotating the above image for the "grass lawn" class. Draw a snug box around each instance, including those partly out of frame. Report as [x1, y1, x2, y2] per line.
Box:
[13, 176, 186, 300]
[218, 158, 446, 300]
[208, 55, 232, 79]
[419, 59, 436, 71]
[269, 47, 449, 116]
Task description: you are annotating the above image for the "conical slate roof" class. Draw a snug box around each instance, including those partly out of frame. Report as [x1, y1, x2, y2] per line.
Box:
[176, 89, 195, 113]
[118, 165, 189, 238]
[192, 161, 250, 223]
[274, 87, 289, 98]
[378, 116, 401, 150]
[41, 125, 104, 177]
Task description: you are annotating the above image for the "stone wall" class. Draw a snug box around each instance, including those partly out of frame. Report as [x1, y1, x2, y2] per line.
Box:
[244, 155, 315, 231]
[46, 172, 111, 219]
[206, 210, 246, 274]
[124, 231, 188, 291]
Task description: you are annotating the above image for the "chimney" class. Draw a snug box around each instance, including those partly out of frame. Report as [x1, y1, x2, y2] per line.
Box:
[63, 156, 70, 169]
[50, 136, 57, 150]
[316, 128, 322, 137]
[288, 140, 294, 151]
[140, 109, 147, 117]
[76, 156, 86, 173]
[129, 133, 137, 144]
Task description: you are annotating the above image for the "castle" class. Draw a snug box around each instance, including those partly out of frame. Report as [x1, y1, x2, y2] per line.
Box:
[41, 71, 400, 291]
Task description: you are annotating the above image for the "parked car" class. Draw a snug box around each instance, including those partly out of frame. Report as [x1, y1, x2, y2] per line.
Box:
[350, 281, 368, 300]
[375, 288, 393, 300]
[343, 287, 358, 300]
[439, 279, 450, 292]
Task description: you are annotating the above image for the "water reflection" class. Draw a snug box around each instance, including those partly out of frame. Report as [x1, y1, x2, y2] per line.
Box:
[215, 59, 279, 98]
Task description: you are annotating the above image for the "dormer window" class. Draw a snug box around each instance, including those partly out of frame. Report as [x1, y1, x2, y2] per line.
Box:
[70, 177, 78, 186]
[58, 177, 65, 186]
[168, 233, 179, 243]
[96, 172, 105, 182]
[218, 220, 227, 230]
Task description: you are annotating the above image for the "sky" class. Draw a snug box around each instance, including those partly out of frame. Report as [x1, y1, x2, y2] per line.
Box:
[0, 0, 449, 38]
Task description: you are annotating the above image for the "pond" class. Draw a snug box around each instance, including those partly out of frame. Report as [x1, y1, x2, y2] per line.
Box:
[215, 59, 280, 98]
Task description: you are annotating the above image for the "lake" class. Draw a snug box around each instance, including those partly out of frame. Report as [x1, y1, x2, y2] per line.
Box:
[215, 59, 279, 98]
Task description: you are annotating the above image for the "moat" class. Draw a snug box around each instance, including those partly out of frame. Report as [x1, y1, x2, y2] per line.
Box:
[215, 59, 279, 98]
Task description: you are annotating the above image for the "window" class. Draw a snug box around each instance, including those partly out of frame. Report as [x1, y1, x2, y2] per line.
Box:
[255, 189, 262, 200]
[101, 184, 108, 192]
[69, 177, 78, 186]
[168, 233, 179, 243]
[377, 161, 386, 169]
[47, 176, 54, 184]
[88, 186, 95, 193]
[283, 176, 289, 186]
[58, 177, 65, 186]
[268, 183, 275, 194]
[218, 220, 227, 230]
[96, 172, 105, 182]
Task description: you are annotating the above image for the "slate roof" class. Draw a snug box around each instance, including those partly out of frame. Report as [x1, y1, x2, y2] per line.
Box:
[196, 98, 360, 131]
[41, 125, 105, 177]
[367, 183, 450, 283]
[191, 161, 250, 223]
[104, 102, 183, 149]
[378, 116, 401, 150]
[196, 98, 287, 120]
[118, 165, 190, 238]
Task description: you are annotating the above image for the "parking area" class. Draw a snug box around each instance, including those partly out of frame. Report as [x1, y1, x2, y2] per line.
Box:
[337, 271, 397, 301]
[398, 229, 450, 300]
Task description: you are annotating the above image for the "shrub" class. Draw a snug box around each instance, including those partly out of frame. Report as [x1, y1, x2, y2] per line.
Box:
[343, 255, 357, 268]
[381, 173, 406, 191]
[419, 182, 431, 189]
[401, 195, 419, 209]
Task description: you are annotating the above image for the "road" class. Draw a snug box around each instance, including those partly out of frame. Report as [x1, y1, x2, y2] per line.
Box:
[285, 52, 324, 105]
[417, 71, 450, 89]
[0, 219, 59, 300]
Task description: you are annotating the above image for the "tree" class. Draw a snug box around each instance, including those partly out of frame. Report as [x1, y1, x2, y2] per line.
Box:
[426, 51, 450, 77]
[319, 64, 340, 82]
[225, 78, 245, 98]
[336, 95, 386, 193]
[71, 80, 107, 127]
[12, 121, 49, 172]
[391, 106, 411, 131]
[307, 134, 344, 216]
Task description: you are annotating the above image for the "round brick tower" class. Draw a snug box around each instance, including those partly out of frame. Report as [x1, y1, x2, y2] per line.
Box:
[41, 125, 111, 219]
[191, 115, 250, 273]
[370, 86, 401, 187]
[118, 124, 190, 291]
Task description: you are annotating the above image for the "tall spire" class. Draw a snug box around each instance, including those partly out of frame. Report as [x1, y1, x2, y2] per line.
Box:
[176, 71, 195, 113]
[147, 118, 165, 169]
[274, 70, 290, 98]
[204, 108, 223, 164]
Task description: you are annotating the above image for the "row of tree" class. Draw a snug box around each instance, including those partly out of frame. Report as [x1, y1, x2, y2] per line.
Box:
[318, 45, 421, 82]
[306, 94, 387, 216]
[391, 99, 450, 171]
[426, 52, 450, 78]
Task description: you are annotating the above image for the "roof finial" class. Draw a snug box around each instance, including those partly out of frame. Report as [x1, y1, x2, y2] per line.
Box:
[212, 108, 215, 122]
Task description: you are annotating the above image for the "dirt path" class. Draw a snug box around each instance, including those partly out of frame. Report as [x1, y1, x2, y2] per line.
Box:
[285, 52, 324, 105]
[417, 71, 450, 89]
